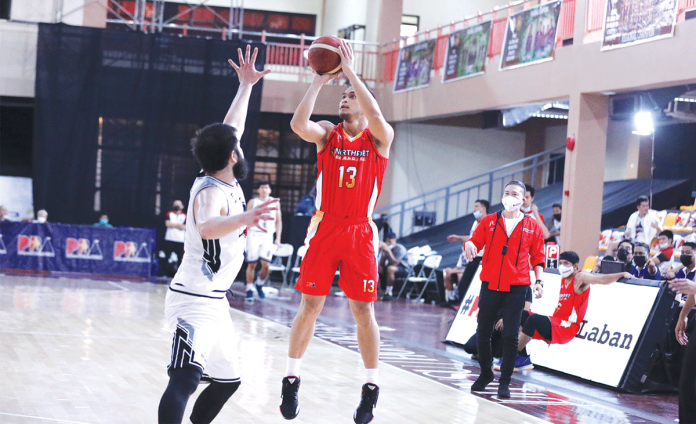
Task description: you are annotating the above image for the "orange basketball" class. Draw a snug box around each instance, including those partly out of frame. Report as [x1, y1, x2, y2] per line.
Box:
[307, 36, 342, 75]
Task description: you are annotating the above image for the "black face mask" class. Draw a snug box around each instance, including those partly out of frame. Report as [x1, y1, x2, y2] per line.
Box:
[681, 254, 693, 267]
[554, 214, 561, 221]
[617, 248, 629, 262]
[173, 206, 182, 212]
[233, 156, 250, 180]
[633, 255, 646, 268]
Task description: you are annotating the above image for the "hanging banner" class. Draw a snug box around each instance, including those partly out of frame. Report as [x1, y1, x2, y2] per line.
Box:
[393, 39, 437, 93]
[442, 21, 493, 83]
[601, 0, 678, 50]
[500, 0, 563, 71]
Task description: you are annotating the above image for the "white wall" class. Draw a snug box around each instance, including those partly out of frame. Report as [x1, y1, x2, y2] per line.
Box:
[402, 0, 504, 34]
[604, 120, 634, 181]
[385, 122, 526, 205]
[0, 21, 37, 97]
[544, 123, 567, 150]
[321, 0, 367, 37]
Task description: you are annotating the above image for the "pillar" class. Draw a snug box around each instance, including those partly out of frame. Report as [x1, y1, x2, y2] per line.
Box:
[560, 92, 609, 263]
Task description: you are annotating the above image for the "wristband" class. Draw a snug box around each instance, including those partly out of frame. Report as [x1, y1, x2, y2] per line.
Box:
[534, 280, 544, 287]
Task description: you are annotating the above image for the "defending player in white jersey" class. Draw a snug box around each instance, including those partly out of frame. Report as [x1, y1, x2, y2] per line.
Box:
[157, 45, 276, 424]
[244, 179, 282, 302]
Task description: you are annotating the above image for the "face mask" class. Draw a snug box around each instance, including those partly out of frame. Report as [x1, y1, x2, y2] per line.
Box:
[37, 216, 47, 223]
[173, 206, 182, 212]
[100, 218, 109, 225]
[633, 255, 646, 268]
[521, 205, 531, 213]
[502, 196, 523, 212]
[616, 248, 629, 262]
[554, 214, 561, 221]
[660, 242, 670, 249]
[681, 255, 693, 267]
[473, 210, 482, 220]
[558, 264, 574, 278]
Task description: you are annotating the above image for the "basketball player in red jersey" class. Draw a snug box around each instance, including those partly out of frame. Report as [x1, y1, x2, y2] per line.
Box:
[279, 40, 393, 424]
[514, 251, 631, 370]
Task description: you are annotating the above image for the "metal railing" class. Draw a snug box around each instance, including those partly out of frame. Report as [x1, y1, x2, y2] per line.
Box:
[374, 146, 566, 238]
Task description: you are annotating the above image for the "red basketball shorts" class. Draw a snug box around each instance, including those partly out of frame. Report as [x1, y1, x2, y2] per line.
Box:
[532, 316, 581, 345]
[296, 211, 379, 301]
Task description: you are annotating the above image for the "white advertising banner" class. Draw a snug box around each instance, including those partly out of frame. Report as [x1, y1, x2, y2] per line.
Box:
[446, 268, 659, 387]
[0, 176, 34, 221]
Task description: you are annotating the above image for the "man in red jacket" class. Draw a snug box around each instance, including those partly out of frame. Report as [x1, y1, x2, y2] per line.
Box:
[464, 180, 546, 398]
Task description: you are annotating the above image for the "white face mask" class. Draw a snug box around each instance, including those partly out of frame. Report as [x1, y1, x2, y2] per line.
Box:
[502, 196, 523, 212]
[558, 264, 574, 278]
[37, 216, 47, 223]
[521, 205, 531, 213]
[660, 242, 670, 249]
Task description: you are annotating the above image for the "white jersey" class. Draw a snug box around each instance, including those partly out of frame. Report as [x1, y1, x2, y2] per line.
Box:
[169, 175, 247, 299]
[248, 196, 276, 235]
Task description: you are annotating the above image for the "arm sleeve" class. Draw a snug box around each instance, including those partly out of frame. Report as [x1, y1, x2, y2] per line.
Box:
[530, 221, 546, 269]
[657, 253, 669, 263]
[468, 217, 487, 251]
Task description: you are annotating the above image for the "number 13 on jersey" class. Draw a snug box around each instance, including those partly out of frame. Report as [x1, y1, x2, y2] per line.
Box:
[338, 166, 357, 188]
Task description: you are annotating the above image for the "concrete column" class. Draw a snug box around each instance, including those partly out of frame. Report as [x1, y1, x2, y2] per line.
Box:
[560, 92, 609, 263]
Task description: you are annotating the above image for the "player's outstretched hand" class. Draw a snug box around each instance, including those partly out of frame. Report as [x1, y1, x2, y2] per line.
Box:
[337, 39, 354, 74]
[676, 316, 689, 345]
[533, 283, 544, 299]
[622, 272, 632, 280]
[669, 278, 696, 295]
[228, 45, 272, 86]
[243, 198, 279, 232]
[463, 241, 477, 262]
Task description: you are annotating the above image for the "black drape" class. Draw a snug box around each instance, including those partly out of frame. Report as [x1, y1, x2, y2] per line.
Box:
[34, 24, 265, 229]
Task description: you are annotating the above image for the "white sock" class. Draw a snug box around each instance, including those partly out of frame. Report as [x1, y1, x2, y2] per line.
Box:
[365, 368, 379, 385]
[446, 289, 455, 301]
[255, 277, 265, 286]
[285, 357, 302, 377]
[246, 283, 254, 291]
[385, 286, 393, 295]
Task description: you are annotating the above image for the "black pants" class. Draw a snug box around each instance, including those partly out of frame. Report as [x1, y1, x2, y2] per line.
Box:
[476, 283, 527, 385]
[680, 324, 696, 423]
[458, 257, 482, 300]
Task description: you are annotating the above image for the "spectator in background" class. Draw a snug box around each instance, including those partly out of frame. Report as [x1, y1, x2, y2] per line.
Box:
[0, 205, 8, 221]
[163, 200, 186, 276]
[624, 195, 661, 244]
[596, 238, 634, 273]
[34, 210, 48, 224]
[546, 203, 561, 245]
[652, 230, 675, 273]
[684, 224, 696, 244]
[523, 184, 550, 240]
[94, 214, 113, 228]
[444, 199, 490, 306]
[374, 213, 393, 242]
[631, 242, 661, 280]
[665, 242, 696, 281]
[378, 232, 408, 301]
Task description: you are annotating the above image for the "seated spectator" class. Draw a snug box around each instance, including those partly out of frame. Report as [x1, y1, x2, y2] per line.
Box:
[632, 242, 661, 280]
[546, 203, 561, 245]
[624, 195, 661, 244]
[515, 251, 631, 371]
[652, 230, 675, 273]
[94, 214, 113, 228]
[0, 205, 8, 221]
[34, 209, 48, 224]
[378, 232, 409, 301]
[374, 213, 394, 242]
[664, 242, 696, 281]
[444, 199, 489, 306]
[163, 200, 186, 276]
[523, 184, 550, 240]
[595, 238, 634, 273]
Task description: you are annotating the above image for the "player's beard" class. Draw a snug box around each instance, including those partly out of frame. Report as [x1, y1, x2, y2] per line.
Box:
[233, 156, 250, 180]
[339, 109, 350, 120]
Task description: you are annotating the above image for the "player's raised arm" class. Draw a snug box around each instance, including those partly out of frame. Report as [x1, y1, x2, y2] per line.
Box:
[337, 39, 394, 155]
[223, 45, 271, 138]
[290, 73, 336, 148]
[575, 271, 631, 294]
[195, 187, 278, 240]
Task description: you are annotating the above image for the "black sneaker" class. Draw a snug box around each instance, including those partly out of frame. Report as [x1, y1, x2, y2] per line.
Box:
[353, 383, 379, 424]
[255, 283, 266, 299]
[280, 376, 300, 420]
[381, 294, 393, 301]
[471, 371, 494, 392]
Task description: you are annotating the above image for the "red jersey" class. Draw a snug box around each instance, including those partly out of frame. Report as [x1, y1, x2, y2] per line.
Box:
[549, 275, 591, 344]
[316, 124, 388, 218]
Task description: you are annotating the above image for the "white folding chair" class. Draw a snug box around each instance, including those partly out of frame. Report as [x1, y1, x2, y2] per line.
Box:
[286, 245, 308, 289]
[265, 243, 294, 286]
[397, 254, 442, 301]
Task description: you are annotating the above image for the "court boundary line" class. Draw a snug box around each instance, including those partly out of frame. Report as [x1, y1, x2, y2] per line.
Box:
[0, 412, 93, 424]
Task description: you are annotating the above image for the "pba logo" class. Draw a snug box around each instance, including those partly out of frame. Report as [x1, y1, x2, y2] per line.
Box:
[546, 244, 559, 269]
[65, 238, 103, 260]
[113, 241, 150, 263]
[0, 234, 6, 254]
[17, 235, 56, 257]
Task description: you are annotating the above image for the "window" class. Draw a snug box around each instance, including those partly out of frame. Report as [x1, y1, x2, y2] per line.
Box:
[401, 15, 419, 38]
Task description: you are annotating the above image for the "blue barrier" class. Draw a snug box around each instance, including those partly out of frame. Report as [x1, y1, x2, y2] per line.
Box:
[0, 222, 156, 278]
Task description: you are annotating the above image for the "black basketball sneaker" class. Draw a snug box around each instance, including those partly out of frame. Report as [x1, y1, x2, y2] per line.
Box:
[353, 383, 379, 424]
[280, 376, 301, 420]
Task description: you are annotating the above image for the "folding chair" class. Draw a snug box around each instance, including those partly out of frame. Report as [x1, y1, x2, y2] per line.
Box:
[397, 254, 442, 301]
[265, 243, 294, 287]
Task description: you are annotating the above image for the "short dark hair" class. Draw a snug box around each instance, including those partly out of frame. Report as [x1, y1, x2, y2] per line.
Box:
[635, 195, 649, 207]
[559, 251, 579, 264]
[475, 199, 490, 212]
[346, 81, 376, 98]
[633, 242, 650, 252]
[552, 203, 562, 209]
[683, 242, 696, 250]
[257, 179, 270, 188]
[504, 180, 526, 194]
[386, 232, 397, 240]
[618, 238, 634, 252]
[524, 184, 535, 198]
[191, 123, 238, 173]
[659, 230, 674, 240]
